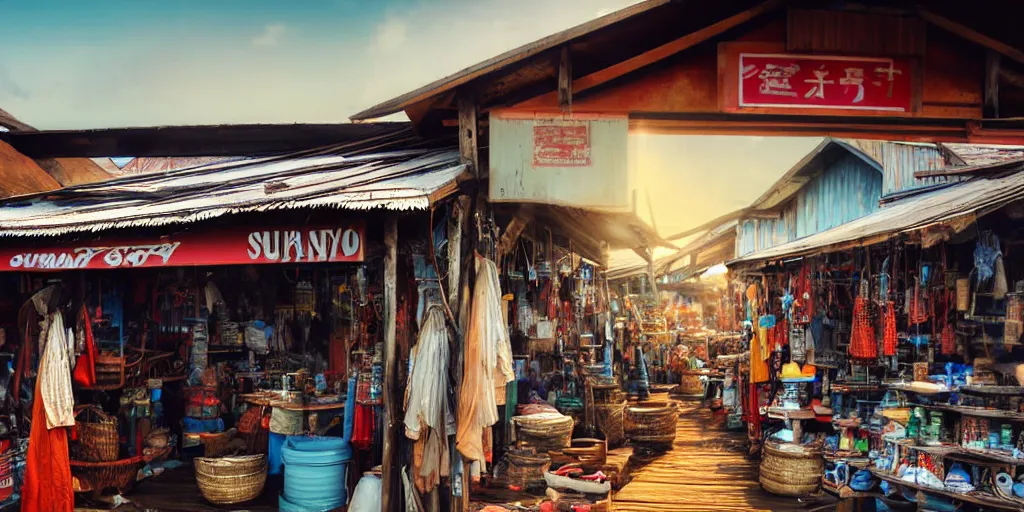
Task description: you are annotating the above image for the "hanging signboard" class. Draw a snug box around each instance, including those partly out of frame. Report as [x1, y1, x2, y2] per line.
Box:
[0, 223, 364, 272]
[737, 53, 913, 112]
[489, 112, 632, 210]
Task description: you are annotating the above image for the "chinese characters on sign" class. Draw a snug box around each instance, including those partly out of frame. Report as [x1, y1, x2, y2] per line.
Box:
[0, 224, 365, 271]
[533, 123, 592, 167]
[739, 53, 912, 112]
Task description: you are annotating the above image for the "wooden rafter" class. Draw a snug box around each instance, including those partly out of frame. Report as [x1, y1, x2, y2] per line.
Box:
[918, 7, 1024, 64]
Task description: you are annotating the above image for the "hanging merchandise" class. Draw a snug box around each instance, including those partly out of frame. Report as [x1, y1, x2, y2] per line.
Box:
[941, 324, 956, 355]
[41, 312, 75, 429]
[456, 255, 515, 465]
[73, 305, 98, 388]
[973, 232, 1001, 285]
[849, 280, 876, 360]
[22, 357, 74, 512]
[404, 306, 451, 492]
[883, 301, 897, 357]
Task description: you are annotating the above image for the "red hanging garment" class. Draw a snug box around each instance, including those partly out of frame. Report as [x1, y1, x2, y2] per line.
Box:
[72, 306, 97, 388]
[351, 404, 374, 450]
[22, 364, 74, 512]
[941, 325, 956, 355]
[849, 296, 877, 359]
[883, 301, 897, 356]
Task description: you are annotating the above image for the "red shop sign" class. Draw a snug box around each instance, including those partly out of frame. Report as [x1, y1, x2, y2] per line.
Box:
[738, 53, 912, 112]
[0, 223, 365, 272]
[533, 123, 591, 167]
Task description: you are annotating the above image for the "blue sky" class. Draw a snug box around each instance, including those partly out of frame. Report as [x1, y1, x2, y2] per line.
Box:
[0, 0, 639, 128]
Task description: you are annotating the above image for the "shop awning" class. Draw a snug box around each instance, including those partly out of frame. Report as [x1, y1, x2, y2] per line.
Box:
[0, 147, 467, 237]
[729, 164, 1024, 266]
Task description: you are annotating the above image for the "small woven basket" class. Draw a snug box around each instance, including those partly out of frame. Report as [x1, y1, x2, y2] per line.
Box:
[595, 402, 625, 447]
[548, 438, 607, 472]
[512, 413, 573, 452]
[195, 454, 268, 505]
[505, 450, 550, 489]
[74, 405, 119, 462]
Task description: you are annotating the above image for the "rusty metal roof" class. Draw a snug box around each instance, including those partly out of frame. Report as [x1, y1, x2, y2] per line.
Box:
[729, 163, 1024, 265]
[0, 145, 466, 237]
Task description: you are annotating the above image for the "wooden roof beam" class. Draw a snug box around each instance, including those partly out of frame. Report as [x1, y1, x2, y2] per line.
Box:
[918, 7, 1024, 64]
[521, 0, 783, 107]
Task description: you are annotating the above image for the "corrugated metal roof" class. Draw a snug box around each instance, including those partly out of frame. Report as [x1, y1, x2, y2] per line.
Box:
[945, 143, 1024, 166]
[0, 147, 466, 237]
[729, 165, 1024, 265]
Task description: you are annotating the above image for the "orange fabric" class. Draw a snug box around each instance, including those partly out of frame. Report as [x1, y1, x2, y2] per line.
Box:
[22, 363, 73, 512]
[72, 306, 97, 388]
[749, 331, 770, 384]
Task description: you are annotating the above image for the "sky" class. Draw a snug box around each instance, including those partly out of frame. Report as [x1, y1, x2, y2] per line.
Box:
[0, 0, 822, 245]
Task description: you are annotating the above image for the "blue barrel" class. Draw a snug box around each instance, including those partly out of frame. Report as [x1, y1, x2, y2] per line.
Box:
[281, 436, 352, 510]
[267, 433, 287, 475]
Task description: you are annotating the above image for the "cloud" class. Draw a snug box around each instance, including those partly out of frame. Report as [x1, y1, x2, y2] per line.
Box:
[374, 18, 408, 52]
[252, 23, 287, 47]
[0, 66, 30, 101]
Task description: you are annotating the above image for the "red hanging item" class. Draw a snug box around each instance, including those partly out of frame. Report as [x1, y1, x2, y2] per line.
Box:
[941, 324, 956, 355]
[22, 364, 74, 512]
[72, 306, 97, 388]
[849, 296, 877, 359]
[351, 404, 374, 450]
[883, 301, 897, 357]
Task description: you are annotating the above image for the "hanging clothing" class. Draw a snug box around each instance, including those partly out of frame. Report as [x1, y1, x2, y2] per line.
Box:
[749, 330, 770, 384]
[22, 352, 74, 512]
[40, 313, 74, 430]
[456, 255, 514, 465]
[404, 307, 451, 492]
[73, 306, 97, 388]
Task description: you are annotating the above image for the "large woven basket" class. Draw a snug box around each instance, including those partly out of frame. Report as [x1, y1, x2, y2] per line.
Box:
[512, 413, 573, 452]
[548, 438, 607, 472]
[71, 455, 148, 493]
[74, 405, 119, 462]
[595, 402, 625, 447]
[624, 401, 677, 448]
[759, 441, 823, 497]
[195, 454, 267, 505]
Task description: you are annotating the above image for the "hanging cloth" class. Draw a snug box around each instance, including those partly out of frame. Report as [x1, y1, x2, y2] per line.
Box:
[883, 301, 898, 357]
[73, 306, 97, 388]
[749, 330, 770, 384]
[21, 352, 74, 512]
[404, 306, 451, 492]
[40, 312, 74, 429]
[456, 255, 514, 464]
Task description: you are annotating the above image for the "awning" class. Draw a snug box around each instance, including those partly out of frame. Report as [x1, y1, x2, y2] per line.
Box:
[0, 147, 467, 237]
[729, 166, 1024, 266]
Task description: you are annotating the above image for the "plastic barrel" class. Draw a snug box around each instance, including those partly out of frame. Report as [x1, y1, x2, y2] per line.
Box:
[281, 436, 352, 510]
[267, 433, 287, 475]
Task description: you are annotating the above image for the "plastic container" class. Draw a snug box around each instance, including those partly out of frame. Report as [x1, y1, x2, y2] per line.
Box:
[281, 436, 352, 509]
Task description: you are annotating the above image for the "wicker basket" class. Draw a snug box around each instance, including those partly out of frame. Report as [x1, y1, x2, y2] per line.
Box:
[71, 455, 148, 493]
[512, 413, 573, 452]
[595, 402, 626, 447]
[548, 438, 607, 472]
[195, 455, 267, 505]
[759, 441, 823, 497]
[678, 374, 704, 395]
[73, 405, 119, 462]
[625, 401, 678, 448]
[200, 429, 238, 458]
[505, 450, 550, 489]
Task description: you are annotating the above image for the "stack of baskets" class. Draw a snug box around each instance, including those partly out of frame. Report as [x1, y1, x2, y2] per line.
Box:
[624, 400, 678, 449]
[548, 438, 607, 472]
[195, 454, 267, 505]
[592, 382, 626, 447]
[512, 413, 573, 452]
[759, 440, 823, 497]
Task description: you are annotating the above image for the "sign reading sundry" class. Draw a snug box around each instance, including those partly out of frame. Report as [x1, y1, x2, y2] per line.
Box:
[0, 224, 364, 271]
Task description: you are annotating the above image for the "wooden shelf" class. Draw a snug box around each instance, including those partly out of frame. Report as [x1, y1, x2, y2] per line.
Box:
[960, 385, 1024, 396]
[918, 403, 1024, 422]
[869, 469, 1021, 511]
[906, 444, 1024, 466]
[767, 407, 815, 420]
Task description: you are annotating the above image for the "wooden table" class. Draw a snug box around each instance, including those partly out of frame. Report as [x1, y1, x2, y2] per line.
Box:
[767, 407, 815, 440]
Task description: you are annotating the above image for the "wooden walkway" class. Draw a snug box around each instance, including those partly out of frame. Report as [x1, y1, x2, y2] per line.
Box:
[612, 402, 835, 512]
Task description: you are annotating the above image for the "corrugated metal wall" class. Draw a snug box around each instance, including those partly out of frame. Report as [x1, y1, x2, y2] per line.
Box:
[844, 140, 958, 196]
[736, 152, 881, 256]
[795, 153, 882, 238]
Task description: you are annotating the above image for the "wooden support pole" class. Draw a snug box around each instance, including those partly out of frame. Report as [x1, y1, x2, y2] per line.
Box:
[381, 216, 400, 512]
[457, 94, 479, 177]
[985, 50, 1001, 119]
[558, 45, 573, 110]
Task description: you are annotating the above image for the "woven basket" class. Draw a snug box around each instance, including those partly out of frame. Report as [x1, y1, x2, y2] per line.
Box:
[678, 375, 704, 395]
[625, 401, 678, 448]
[74, 405, 119, 462]
[195, 455, 267, 505]
[505, 450, 550, 489]
[880, 408, 912, 425]
[595, 402, 625, 447]
[71, 455, 148, 493]
[512, 413, 573, 452]
[759, 441, 823, 497]
[548, 438, 607, 472]
[200, 429, 238, 458]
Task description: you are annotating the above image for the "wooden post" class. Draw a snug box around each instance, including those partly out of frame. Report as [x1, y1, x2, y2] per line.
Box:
[985, 49, 1001, 119]
[457, 94, 479, 177]
[381, 216, 400, 512]
[558, 45, 573, 110]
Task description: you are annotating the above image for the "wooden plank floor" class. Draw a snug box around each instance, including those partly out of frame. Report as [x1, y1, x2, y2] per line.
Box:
[612, 402, 835, 512]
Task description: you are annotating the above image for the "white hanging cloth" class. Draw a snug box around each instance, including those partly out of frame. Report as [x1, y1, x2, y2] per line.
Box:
[40, 312, 75, 429]
[404, 306, 451, 491]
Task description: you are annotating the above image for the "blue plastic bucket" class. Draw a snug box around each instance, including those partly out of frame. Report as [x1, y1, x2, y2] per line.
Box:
[267, 433, 287, 475]
[281, 436, 352, 509]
